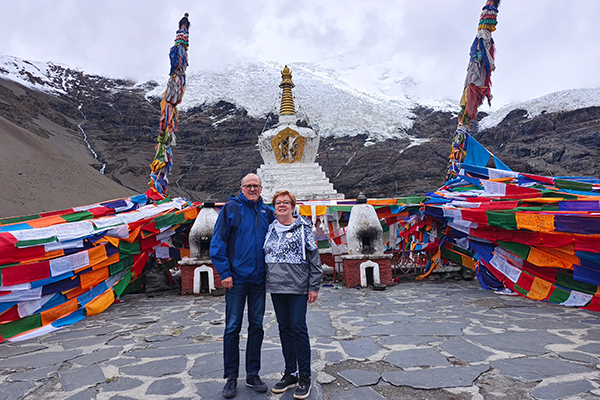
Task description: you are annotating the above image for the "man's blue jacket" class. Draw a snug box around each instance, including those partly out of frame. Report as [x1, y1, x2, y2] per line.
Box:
[210, 193, 274, 284]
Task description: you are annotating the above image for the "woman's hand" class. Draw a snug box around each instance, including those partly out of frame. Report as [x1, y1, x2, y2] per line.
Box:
[308, 291, 318, 303]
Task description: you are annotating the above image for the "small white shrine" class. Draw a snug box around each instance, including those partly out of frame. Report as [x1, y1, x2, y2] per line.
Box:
[257, 66, 344, 201]
[341, 193, 393, 289]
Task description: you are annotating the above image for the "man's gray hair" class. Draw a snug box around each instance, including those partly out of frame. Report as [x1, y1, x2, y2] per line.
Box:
[241, 173, 262, 186]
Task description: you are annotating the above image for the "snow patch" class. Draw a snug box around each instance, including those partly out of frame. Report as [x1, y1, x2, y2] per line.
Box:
[479, 88, 600, 131]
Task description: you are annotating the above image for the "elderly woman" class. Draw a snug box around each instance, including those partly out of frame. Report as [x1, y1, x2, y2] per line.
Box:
[263, 190, 322, 399]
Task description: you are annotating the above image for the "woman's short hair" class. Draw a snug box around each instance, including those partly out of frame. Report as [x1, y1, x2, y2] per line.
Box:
[272, 190, 297, 209]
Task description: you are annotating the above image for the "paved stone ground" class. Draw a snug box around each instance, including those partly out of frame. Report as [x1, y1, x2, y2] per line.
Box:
[1, 279, 600, 400]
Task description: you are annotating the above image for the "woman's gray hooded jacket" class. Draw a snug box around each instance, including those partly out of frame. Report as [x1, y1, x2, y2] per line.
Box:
[264, 215, 323, 294]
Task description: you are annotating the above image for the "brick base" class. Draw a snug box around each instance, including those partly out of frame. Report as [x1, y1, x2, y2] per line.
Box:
[342, 256, 393, 289]
[319, 251, 334, 267]
[180, 262, 222, 295]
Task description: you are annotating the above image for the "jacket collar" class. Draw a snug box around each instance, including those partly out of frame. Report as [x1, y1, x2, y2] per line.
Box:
[279, 215, 310, 229]
[235, 192, 264, 209]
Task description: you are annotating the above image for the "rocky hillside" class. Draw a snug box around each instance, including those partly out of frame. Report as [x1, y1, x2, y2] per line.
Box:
[475, 107, 600, 177]
[1, 64, 599, 217]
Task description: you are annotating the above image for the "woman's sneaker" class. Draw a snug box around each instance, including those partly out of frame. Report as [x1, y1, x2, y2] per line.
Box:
[272, 372, 298, 393]
[294, 374, 311, 399]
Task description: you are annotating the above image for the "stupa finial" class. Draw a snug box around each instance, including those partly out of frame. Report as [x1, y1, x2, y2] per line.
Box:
[279, 65, 296, 116]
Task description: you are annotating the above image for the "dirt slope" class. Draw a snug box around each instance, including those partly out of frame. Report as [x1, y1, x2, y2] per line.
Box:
[0, 115, 136, 219]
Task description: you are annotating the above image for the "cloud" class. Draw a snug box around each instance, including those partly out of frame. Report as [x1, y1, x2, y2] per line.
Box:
[0, 0, 599, 107]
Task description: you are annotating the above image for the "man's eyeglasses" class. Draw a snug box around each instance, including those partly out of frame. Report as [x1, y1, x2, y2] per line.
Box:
[242, 184, 261, 190]
[275, 201, 292, 206]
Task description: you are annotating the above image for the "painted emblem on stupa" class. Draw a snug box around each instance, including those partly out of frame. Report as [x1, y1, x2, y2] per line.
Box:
[271, 127, 306, 163]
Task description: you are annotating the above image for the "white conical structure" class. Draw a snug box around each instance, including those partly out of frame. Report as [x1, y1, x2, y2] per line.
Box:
[257, 66, 344, 201]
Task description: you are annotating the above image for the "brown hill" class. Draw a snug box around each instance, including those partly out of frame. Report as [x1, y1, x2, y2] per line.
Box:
[0, 79, 136, 218]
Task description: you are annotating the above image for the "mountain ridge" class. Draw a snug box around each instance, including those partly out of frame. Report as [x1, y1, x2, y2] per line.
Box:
[1, 55, 599, 217]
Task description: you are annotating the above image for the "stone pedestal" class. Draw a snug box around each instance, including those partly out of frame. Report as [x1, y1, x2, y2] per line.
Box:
[341, 254, 393, 289]
[179, 258, 222, 295]
[257, 163, 344, 201]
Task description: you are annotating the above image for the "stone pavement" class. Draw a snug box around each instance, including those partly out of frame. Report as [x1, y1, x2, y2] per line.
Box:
[1, 279, 600, 400]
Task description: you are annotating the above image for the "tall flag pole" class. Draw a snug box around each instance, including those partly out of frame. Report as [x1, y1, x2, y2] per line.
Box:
[148, 13, 190, 199]
[446, 1, 500, 181]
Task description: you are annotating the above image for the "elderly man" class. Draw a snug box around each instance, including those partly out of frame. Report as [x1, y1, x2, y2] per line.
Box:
[210, 173, 274, 398]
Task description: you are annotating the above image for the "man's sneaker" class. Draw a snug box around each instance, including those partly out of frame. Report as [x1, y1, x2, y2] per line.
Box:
[246, 375, 268, 393]
[294, 374, 311, 399]
[272, 372, 298, 393]
[222, 377, 237, 399]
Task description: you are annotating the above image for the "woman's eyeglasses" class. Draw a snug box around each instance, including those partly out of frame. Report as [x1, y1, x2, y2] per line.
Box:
[275, 201, 291, 206]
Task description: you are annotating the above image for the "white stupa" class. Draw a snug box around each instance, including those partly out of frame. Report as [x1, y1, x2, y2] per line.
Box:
[257, 66, 344, 201]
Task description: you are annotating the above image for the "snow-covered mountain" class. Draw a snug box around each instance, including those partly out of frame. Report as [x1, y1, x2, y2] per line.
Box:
[2, 54, 600, 212]
[0, 56, 76, 94]
[4, 54, 600, 142]
[148, 60, 456, 142]
[0, 55, 138, 97]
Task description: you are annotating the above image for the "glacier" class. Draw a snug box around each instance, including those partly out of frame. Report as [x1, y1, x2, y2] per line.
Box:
[2, 55, 599, 142]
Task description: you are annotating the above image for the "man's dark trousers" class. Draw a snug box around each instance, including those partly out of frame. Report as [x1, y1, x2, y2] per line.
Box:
[223, 281, 266, 378]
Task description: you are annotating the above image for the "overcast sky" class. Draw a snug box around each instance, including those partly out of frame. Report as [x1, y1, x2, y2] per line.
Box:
[1, 0, 599, 107]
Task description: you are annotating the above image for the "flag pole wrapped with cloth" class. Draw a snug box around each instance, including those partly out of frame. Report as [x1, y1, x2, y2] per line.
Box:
[447, 1, 500, 181]
[148, 13, 190, 199]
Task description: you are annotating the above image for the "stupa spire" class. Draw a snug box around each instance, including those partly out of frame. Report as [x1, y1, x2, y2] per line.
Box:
[279, 66, 296, 115]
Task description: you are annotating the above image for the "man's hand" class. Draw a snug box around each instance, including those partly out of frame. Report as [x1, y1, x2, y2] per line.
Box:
[222, 277, 233, 289]
[308, 291, 318, 303]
